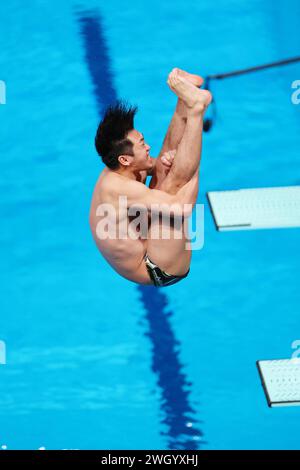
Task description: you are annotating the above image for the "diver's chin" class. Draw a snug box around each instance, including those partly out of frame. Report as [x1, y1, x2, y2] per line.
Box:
[142, 158, 152, 171]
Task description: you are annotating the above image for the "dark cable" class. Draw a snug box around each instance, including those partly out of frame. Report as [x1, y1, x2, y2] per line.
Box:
[208, 56, 300, 81]
[203, 56, 300, 132]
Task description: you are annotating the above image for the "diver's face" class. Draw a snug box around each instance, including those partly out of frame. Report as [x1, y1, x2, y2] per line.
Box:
[127, 129, 152, 171]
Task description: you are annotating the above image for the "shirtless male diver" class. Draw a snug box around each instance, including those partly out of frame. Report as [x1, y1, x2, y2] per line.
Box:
[89, 68, 212, 287]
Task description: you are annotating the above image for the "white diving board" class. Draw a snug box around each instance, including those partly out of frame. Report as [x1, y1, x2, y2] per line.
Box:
[207, 186, 300, 231]
[257, 359, 300, 407]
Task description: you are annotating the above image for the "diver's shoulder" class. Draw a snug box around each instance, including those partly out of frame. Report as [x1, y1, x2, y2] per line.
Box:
[96, 168, 120, 192]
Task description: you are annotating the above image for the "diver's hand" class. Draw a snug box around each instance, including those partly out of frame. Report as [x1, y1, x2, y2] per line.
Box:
[160, 149, 176, 169]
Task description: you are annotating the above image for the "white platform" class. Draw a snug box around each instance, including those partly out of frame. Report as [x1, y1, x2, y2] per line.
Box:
[207, 186, 300, 231]
[257, 359, 300, 407]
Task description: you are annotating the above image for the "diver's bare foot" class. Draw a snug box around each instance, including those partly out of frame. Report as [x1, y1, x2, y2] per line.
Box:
[174, 68, 204, 87]
[167, 69, 212, 113]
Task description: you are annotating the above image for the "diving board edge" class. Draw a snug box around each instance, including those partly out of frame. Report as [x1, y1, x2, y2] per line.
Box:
[256, 359, 300, 408]
[206, 186, 300, 231]
[206, 192, 252, 231]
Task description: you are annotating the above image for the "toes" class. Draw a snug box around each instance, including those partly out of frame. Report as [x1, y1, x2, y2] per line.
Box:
[169, 68, 179, 81]
[174, 74, 184, 86]
[167, 78, 173, 89]
[170, 75, 176, 87]
[170, 72, 180, 86]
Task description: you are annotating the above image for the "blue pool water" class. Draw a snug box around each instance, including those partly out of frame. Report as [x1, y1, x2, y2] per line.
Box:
[0, 0, 300, 450]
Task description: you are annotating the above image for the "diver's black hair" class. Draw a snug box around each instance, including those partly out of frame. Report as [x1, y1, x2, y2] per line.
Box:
[95, 101, 138, 169]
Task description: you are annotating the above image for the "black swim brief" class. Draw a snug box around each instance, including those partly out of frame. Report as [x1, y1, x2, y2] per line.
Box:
[144, 254, 189, 288]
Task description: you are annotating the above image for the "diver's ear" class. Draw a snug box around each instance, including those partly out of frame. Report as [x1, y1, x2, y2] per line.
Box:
[118, 154, 133, 167]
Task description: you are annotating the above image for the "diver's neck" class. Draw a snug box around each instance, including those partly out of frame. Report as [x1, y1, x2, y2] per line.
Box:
[112, 167, 140, 181]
